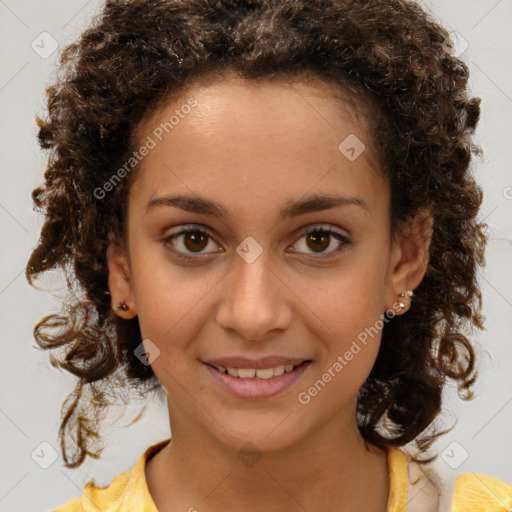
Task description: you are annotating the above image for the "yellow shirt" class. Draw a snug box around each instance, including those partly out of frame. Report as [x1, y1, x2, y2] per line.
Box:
[52, 438, 512, 512]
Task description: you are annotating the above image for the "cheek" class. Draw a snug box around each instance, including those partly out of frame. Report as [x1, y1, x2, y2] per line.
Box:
[294, 256, 387, 338]
[289, 248, 388, 379]
[130, 255, 221, 380]
[127, 232, 204, 335]
[135, 275, 207, 344]
[294, 282, 385, 414]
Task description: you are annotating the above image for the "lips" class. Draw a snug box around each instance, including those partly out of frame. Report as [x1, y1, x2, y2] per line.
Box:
[203, 359, 312, 399]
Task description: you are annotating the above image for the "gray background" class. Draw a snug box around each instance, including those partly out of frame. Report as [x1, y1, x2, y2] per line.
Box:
[1, 1, 511, 511]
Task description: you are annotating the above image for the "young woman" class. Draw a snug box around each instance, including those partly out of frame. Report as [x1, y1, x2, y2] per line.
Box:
[26, 0, 512, 511]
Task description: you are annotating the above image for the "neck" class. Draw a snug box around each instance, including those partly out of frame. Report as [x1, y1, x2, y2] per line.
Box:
[145, 399, 390, 512]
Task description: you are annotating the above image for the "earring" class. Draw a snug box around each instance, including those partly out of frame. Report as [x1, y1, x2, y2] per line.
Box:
[398, 290, 414, 310]
[115, 301, 129, 312]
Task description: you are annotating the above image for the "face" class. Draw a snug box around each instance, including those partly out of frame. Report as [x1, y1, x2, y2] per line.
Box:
[107, 72, 430, 453]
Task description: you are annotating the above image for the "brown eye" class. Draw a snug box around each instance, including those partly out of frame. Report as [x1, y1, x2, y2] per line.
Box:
[305, 231, 331, 253]
[162, 226, 221, 260]
[182, 231, 209, 252]
[291, 226, 352, 258]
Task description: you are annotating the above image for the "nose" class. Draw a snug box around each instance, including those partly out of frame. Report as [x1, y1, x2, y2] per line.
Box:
[215, 246, 293, 342]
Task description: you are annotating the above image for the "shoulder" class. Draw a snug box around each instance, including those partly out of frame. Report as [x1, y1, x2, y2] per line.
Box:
[394, 445, 512, 512]
[449, 472, 512, 512]
[51, 469, 133, 512]
[50, 439, 170, 512]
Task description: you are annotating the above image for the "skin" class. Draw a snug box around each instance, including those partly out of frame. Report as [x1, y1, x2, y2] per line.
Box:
[107, 71, 432, 512]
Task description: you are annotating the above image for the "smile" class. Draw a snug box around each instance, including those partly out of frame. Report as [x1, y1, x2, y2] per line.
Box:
[202, 360, 312, 399]
[208, 363, 302, 379]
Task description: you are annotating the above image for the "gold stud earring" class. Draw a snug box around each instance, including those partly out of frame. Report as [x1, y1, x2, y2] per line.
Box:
[398, 290, 414, 310]
[115, 301, 129, 312]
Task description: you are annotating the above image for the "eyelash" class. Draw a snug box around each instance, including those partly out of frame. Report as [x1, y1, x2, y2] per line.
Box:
[161, 224, 352, 261]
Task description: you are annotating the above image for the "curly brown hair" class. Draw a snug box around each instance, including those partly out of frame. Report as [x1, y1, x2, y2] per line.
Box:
[26, 0, 485, 469]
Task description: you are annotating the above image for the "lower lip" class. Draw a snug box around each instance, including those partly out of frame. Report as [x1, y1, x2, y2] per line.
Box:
[203, 361, 312, 400]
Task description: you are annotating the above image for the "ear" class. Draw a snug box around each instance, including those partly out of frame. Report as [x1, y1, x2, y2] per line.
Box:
[107, 233, 137, 319]
[385, 208, 433, 314]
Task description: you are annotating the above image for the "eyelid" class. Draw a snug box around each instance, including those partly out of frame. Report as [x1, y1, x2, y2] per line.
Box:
[160, 224, 222, 261]
[288, 224, 352, 259]
[161, 223, 352, 260]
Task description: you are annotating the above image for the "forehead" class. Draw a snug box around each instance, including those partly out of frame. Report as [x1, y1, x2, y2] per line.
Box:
[129, 73, 387, 218]
[134, 71, 378, 161]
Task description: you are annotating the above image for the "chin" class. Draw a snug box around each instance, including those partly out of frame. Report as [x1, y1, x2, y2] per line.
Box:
[210, 418, 309, 455]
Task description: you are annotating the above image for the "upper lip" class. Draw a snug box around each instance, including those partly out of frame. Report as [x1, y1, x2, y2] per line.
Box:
[203, 356, 310, 369]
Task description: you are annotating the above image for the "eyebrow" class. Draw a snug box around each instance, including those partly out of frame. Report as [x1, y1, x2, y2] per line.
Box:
[145, 193, 368, 219]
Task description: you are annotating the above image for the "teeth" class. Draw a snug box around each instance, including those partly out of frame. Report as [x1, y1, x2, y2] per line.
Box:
[211, 363, 303, 379]
[273, 365, 285, 376]
[255, 368, 273, 379]
[226, 367, 238, 377]
[238, 368, 256, 378]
